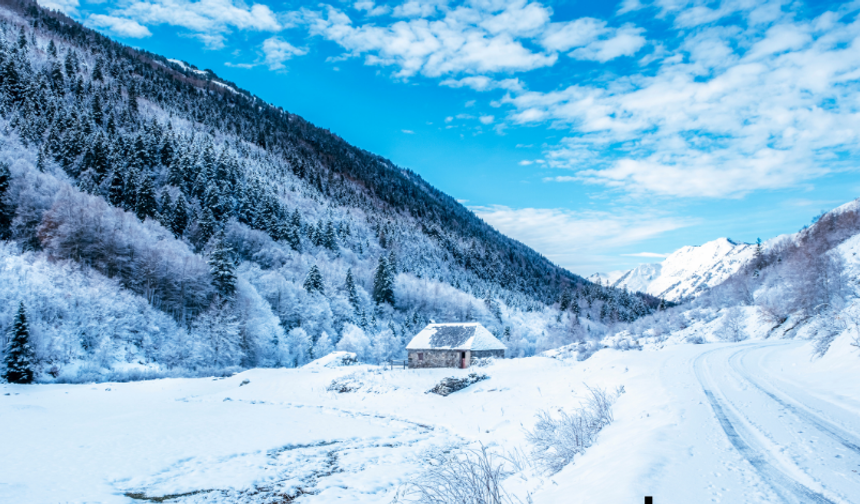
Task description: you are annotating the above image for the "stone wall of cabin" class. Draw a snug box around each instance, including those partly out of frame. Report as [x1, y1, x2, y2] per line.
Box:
[408, 349, 468, 368]
[472, 350, 505, 360]
[408, 349, 504, 368]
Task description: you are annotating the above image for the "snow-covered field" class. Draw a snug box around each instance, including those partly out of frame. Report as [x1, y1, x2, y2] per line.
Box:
[3, 337, 859, 503]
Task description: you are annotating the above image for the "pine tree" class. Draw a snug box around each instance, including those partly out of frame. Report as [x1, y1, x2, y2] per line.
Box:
[3, 302, 35, 384]
[372, 256, 395, 305]
[208, 234, 236, 299]
[345, 268, 360, 308]
[108, 169, 124, 207]
[170, 194, 189, 237]
[303, 265, 325, 295]
[158, 188, 173, 228]
[753, 237, 764, 277]
[0, 161, 11, 239]
[559, 290, 572, 311]
[197, 206, 217, 244]
[91, 58, 103, 82]
[47, 39, 57, 58]
[387, 250, 397, 274]
[134, 173, 157, 220]
[323, 220, 337, 250]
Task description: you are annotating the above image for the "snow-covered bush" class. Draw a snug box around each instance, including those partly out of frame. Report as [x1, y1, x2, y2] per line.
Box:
[719, 307, 747, 342]
[396, 445, 517, 504]
[526, 386, 615, 474]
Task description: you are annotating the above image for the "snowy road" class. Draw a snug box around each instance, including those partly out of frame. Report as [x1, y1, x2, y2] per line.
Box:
[692, 342, 860, 504]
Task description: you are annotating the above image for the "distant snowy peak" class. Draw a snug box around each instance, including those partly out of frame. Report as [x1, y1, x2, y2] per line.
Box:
[649, 238, 755, 301]
[598, 238, 755, 302]
[613, 263, 662, 294]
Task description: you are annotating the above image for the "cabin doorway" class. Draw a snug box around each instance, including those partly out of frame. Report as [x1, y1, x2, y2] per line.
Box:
[460, 351, 466, 369]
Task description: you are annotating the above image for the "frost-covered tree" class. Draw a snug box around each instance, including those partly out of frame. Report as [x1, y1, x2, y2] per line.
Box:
[373, 256, 394, 306]
[0, 161, 10, 239]
[312, 330, 333, 360]
[303, 265, 325, 295]
[337, 323, 370, 361]
[3, 302, 35, 384]
[345, 268, 359, 309]
[208, 235, 237, 299]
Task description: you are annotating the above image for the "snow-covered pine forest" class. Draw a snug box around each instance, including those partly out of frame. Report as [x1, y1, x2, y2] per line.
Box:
[0, 0, 660, 382]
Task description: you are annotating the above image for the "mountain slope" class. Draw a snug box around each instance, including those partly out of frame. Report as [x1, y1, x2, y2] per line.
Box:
[0, 0, 659, 382]
[594, 238, 755, 301]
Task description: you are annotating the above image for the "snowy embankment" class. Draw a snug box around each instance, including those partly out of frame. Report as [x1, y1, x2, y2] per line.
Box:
[3, 334, 859, 503]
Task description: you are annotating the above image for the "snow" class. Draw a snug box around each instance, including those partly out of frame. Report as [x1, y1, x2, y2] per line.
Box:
[167, 58, 208, 76]
[3, 331, 858, 503]
[405, 322, 507, 351]
[211, 80, 239, 94]
[602, 238, 755, 301]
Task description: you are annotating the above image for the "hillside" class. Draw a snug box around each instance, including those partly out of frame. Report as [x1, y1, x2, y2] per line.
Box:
[0, 0, 659, 382]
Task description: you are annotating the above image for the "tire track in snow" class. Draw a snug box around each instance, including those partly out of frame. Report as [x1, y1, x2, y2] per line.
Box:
[694, 348, 838, 504]
[728, 348, 860, 456]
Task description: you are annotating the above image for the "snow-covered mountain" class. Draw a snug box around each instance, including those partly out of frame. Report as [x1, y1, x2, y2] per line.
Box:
[593, 238, 755, 301]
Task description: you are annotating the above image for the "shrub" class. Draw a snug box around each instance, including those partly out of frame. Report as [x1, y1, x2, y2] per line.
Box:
[526, 385, 615, 474]
[395, 445, 518, 504]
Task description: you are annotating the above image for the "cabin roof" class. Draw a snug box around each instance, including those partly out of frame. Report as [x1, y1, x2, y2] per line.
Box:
[406, 323, 507, 351]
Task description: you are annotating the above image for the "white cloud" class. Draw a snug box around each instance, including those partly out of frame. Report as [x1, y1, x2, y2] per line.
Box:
[503, 10, 860, 198]
[402, 129, 415, 134]
[303, 3, 557, 78]
[470, 205, 693, 273]
[37, 0, 79, 15]
[99, 0, 281, 44]
[262, 37, 308, 70]
[479, 114, 494, 124]
[440, 75, 524, 91]
[392, 0, 448, 18]
[88, 14, 152, 38]
[569, 24, 646, 62]
[617, 0, 643, 15]
[354, 0, 391, 17]
[540, 17, 608, 52]
[188, 32, 226, 49]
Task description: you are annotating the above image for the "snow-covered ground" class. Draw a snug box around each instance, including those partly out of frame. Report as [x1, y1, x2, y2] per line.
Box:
[3, 335, 858, 503]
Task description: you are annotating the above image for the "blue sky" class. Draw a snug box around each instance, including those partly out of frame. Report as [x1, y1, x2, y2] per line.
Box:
[40, 0, 860, 275]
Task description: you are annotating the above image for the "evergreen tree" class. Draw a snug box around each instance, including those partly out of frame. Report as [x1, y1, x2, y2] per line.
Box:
[3, 302, 35, 384]
[559, 290, 572, 311]
[108, 169, 124, 207]
[303, 265, 325, 295]
[372, 256, 395, 305]
[208, 235, 236, 298]
[387, 250, 397, 274]
[158, 188, 173, 228]
[91, 58, 103, 82]
[345, 268, 360, 308]
[323, 220, 337, 250]
[0, 161, 11, 239]
[170, 193, 189, 237]
[197, 207, 217, 244]
[47, 39, 57, 58]
[134, 173, 156, 220]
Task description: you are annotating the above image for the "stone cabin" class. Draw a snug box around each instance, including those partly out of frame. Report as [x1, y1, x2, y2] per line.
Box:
[406, 322, 506, 369]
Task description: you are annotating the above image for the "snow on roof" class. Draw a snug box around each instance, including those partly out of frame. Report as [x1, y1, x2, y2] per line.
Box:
[406, 323, 506, 351]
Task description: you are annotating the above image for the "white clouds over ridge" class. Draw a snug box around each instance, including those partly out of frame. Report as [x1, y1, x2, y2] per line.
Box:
[511, 9, 860, 198]
[64, 0, 860, 203]
[471, 205, 694, 272]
